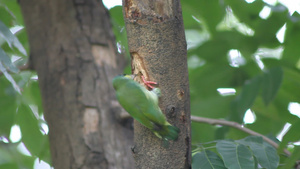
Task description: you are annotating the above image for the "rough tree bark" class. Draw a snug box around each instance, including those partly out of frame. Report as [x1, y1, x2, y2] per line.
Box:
[19, 0, 134, 168]
[123, 0, 191, 168]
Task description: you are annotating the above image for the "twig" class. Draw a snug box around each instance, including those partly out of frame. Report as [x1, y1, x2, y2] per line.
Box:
[17, 64, 31, 71]
[0, 63, 31, 76]
[191, 115, 291, 156]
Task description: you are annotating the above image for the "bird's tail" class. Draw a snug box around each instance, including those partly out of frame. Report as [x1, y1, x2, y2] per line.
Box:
[165, 125, 180, 141]
[154, 123, 180, 141]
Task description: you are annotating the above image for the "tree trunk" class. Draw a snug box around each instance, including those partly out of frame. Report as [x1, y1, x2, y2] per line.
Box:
[19, 0, 134, 168]
[123, 0, 191, 168]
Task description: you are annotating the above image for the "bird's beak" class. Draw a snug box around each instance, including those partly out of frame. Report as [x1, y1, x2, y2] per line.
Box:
[131, 74, 137, 80]
[124, 74, 136, 80]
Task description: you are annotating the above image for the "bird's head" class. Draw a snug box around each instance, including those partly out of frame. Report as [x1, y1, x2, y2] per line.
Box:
[112, 74, 136, 90]
[123, 74, 136, 80]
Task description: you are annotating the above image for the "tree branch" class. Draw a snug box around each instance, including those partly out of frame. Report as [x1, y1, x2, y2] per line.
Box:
[119, 112, 291, 156]
[191, 115, 291, 156]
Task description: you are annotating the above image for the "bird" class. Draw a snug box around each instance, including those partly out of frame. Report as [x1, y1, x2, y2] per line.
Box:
[112, 74, 179, 141]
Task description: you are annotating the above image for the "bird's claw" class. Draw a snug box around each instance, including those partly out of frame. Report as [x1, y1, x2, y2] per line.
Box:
[141, 75, 157, 89]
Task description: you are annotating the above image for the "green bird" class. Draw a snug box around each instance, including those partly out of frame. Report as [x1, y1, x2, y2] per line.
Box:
[112, 74, 179, 141]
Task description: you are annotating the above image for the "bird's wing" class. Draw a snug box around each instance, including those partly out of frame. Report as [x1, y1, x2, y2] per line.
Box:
[117, 81, 166, 128]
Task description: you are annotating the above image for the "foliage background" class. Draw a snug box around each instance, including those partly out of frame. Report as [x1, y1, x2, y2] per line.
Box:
[0, 0, 299, 168]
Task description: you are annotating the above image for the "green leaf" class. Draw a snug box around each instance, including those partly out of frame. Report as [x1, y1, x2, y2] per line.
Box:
[0, 76, 17, 136]
[217, 140, 255, 169]
[279, 119, 300, 152]
[0, 163, 18, 169]
[192, 122, 216, 143]
[225, 126, 249, 140]
[213, 31, 259, 59]
[0, 145, 13, 165]
[279, 68, 300, 103]
[190, 64, 234, 97]
[0, 100, 16, 137]
[282, 146, 300, 169]
[192, 150, 226, 169]
[0, 5, 15, 28]
[191, 96, 233, 118]
[189, 63, 235, 121]
[238, 136, 279, 169]
[16, 104, 51, 163]
[0, 47, 18, 73]
[261, 67, 283, 105]
[231, 75, 262, 122]
[0, 0, 24, 25]
[248, 115, 282, 136]
[282, 12, 300, 67]
[0, 20, 26, 56]
[109, 6, 124, 28]
[21, 77, 43, 115]
[193, 0, 226, 34]
[181, 3, 202, 29]
[0, 142, 35, 169]
[0, 61, 20, 93]
[109, 6, 129, 58]
[254, 4, 288, 48]
[192, 40, 229, 63]
[225, 0, 264, 29]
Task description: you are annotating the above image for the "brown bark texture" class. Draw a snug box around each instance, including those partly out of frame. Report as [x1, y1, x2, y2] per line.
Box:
[123, 0, 191, 168]
[19, 0, 134, 168]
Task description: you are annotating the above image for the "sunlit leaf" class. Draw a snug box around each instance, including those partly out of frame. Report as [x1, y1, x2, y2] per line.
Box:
[254, 4, 288, 48]
[0, 61, 20, 93]
[0, 20, 26, 56]
[109, 6, 129, 58]
[279, 119, 300, 152]
[248, 98, 286, 135]
[0, 47, 18, 73]
[225, 0, 264, 29]
[0, 142, 35, 169]
[16, 104, 51, 163]
[21, 76, 43, 115]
